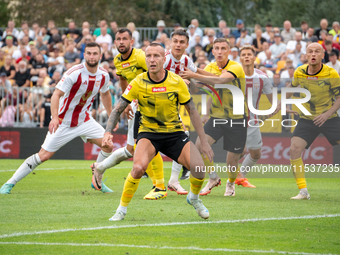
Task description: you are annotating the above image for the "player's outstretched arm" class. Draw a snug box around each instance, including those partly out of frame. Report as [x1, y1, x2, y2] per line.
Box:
[181, 67, 235, 86]
[185, 100, 214, 162]
[49, 88, 64, 134]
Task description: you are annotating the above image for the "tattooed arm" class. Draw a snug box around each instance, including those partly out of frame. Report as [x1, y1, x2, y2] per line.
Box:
[184, 99, 214, 162]
[102, 98, 129, 148]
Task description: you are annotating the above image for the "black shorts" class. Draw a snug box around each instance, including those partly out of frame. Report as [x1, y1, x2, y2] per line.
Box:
[293, 117, 340, 149]
[133, 111, 141, 140]
[204, 117, 247, 153]
[136, 131, 190, 163]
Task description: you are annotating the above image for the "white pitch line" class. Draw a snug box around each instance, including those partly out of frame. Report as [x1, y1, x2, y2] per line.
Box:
[0, 214, 339, 239]
[0, 166, 172, 172]
[0, 241, 337, 255]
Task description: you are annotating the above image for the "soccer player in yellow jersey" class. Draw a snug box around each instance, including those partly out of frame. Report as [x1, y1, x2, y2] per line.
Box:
[101, 43, 214, 220]
[91, 29, 166, 200]
[284, 43, 340, 199]
[181, 38, 247, 196]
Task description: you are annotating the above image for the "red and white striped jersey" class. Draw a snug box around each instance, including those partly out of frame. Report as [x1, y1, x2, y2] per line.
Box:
[56, 63, 110, 127]
[164, 50, 197, 74]
[245, 68, 273, 126]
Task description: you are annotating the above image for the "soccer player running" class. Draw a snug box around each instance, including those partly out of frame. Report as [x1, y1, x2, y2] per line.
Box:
[180, 38, 247, 196]
[90, 29, 166, 200]
[0, 42, 114, 194]
[281, 43, 340, 199]
[165, 29, 216, 195]
[98, 43, 214, 220]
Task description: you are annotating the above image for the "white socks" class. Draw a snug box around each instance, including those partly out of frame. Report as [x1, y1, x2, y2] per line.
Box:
[240, 154, 258, 177]
[96, 150, 112, 163]
[188, 191, 199, 200]
[96, 147, 132, 172]
[7, 154, 42, 185]
[169, 161, 182, 183]
[208, 171, 218, 179]
[118, 204, 127, 214]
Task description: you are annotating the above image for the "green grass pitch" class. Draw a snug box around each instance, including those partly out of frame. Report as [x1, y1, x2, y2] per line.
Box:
[0, 159, 340, 255]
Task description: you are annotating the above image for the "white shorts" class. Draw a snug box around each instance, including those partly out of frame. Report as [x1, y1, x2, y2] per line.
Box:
[42, 118, 105, 152]
[127, 102, 137, 146]
[246, 126, 263, 150]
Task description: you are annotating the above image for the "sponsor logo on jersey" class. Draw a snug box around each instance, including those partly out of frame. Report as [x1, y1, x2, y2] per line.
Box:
[95, 80, 100, 87]
[122, 63, 130, 68]
[152, 87, 166, 92]
[83, 80, 87, 85]
[124, 84, 132, 95]
[61, 77, 65, 82]
[167, 92, 176, 100]
[307, 76, 318, 80]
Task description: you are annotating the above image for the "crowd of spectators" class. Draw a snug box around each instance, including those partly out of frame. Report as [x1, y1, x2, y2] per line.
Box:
[0, 18, 339, 128]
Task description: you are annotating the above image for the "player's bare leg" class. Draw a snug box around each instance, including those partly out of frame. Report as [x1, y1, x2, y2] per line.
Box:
[177, 142, 209, 219]
[110, 138, 156, 221]
[0, 148, 55, 194]
[236, 148, 260, 188]
[290, 136, 310, 200]
[195, 134, 221, 196]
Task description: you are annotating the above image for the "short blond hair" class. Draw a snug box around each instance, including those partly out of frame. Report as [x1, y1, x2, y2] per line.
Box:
[239, 45, 255, 55]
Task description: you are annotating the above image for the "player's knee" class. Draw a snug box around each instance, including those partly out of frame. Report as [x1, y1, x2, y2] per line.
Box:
[290, 144, 303, 158]
[131, 163, 146, 179]
[250, 150, 261, 160]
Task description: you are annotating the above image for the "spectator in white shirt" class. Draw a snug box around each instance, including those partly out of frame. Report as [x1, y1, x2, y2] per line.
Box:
[236, 28, 252, 47]
[257, 41, 270, 64]
[201, 28, 216, 47]
[286, 31, 306, 62]
[262, 23, 273, 41]
[127, 22, 141, 49]
[228, 47, 240, 63]
[191, 19, 203, 38]
[95, 26, 113, 50]
[17, 22, 35, 40]
[326, 51, 340, 74]
[269, 33, 286, 61]
[187, 25, 200, 54]
[281, 20, 296, 44]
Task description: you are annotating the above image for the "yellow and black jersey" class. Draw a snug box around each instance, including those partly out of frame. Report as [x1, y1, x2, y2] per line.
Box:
[204, 60, 247, 119]
[122, 70, 191, 133]
[114, 48, 148, 83]
[292, 64, 340, 120]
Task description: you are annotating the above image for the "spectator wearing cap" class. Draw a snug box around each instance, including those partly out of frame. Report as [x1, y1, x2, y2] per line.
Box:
[232, 19, 244, 39]
[0, 72, 12, 96]
[269, 33, 286, 61]
[315, 19, 329, 39]
[228, 47, 240, 63]
[236, 28, 252, 47]
[63, 21, 81, 40]
[187, 24, 200, 54]
[216, 20, 227, 38]
[281, 20, 296, 44]
[326, 51, 340, 74]
[173, 23, 182, 31]
[1, 36, 18, 55]
[153, 20, 169, 41]
[262, 23, 273, 41]
[191, 19, 203, 38]
[300, 21, 309, 40]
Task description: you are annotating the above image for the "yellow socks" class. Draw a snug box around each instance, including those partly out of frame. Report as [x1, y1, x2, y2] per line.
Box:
[120, 173, 141, 207]
[228, 166, 240, 183]
[145, 161, 156, 186]
[202, 154, 217, 179]
[152, 152, 165, 190]
[291, 157, 307, 189]
[189, 175, 204, 195]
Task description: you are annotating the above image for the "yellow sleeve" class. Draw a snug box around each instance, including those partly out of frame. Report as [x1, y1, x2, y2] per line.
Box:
[330, 69, 340, 97]
[121, 77, 138, 103]
[291, 69, 300, 87]
[178, 78, 192, 105]
[137, 50, 148, 72]
[114, 57, 122, 76]
[226, 63, 244, 78]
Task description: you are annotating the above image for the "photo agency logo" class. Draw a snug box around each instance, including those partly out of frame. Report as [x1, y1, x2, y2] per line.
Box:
[200, 85, 312, 128]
